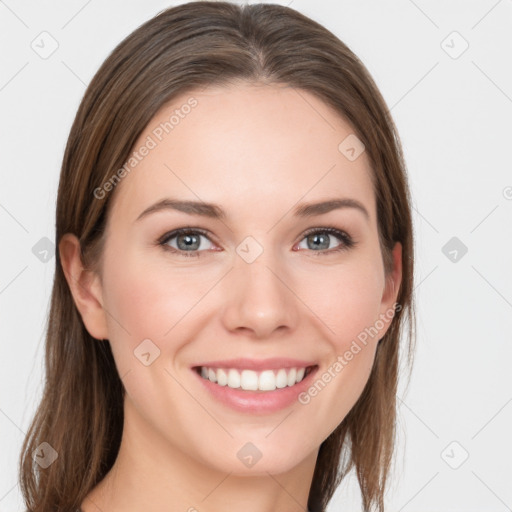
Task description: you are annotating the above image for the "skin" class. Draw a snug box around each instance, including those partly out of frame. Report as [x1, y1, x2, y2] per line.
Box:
[60, 82, 402, 512]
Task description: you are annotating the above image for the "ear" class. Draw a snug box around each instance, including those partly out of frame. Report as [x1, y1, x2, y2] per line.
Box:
[377, 241, 403, 338]
[59, 233, 109, 340]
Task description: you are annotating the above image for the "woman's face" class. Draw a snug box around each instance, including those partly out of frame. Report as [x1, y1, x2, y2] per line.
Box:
[72, 82, 401, 475]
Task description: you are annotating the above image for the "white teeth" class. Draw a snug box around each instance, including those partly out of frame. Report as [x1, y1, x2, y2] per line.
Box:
[259, 370, 277, 391]
[275, 369, 288, 388]
[287, 368, 297, 387]
[227, 368, 241, 388]
[198, 366, 310, 391]
[217, 368, 228, 386]
[240, 370, 259, 390]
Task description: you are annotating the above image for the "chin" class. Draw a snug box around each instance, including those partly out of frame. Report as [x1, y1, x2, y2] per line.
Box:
[197, 438, 315, 477]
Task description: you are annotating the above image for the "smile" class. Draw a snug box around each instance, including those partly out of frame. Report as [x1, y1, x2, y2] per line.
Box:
[192, 363, 320, 414]
[195, 365, 316, 392]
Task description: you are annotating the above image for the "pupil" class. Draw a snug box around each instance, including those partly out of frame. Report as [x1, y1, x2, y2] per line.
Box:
[310, 233, 328, 250]
[178, 233, 199, 250]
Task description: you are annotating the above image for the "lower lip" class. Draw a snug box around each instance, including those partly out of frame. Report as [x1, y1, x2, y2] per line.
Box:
[192, 366, 319, 414]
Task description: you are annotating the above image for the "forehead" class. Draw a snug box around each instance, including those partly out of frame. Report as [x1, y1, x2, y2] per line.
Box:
[107, 82, 375, 226]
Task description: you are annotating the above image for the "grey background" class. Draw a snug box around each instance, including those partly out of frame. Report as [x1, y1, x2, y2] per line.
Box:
[1, 0, 511, 510]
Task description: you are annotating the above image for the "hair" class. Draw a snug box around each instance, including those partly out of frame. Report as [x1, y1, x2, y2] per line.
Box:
[19, 2, 416, 511]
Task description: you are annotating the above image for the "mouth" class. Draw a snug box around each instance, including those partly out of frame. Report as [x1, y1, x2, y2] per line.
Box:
[191, 363, 320, 413]
[192, 364, 318, 393]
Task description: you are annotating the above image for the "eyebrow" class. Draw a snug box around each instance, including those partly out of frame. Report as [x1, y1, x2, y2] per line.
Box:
[135, 197, 370, 222]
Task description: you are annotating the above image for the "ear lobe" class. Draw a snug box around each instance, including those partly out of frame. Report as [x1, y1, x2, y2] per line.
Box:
[376, 242, 403, 339]
[59, 233, 108, 340]
[383, 242, 402, 307]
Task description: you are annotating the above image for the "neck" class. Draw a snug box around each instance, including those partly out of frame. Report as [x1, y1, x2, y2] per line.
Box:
[82, 395, 318, 512]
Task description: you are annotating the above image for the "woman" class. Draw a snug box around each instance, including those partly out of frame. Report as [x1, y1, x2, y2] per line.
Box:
[19, 2, 416, 511]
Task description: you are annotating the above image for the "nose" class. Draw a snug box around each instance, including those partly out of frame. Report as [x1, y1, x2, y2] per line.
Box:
[220, 249, 300, 339]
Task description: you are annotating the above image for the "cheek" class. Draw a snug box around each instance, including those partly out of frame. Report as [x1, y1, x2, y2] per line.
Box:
[102, 241, 183, 331]
[298, 267, 384, 431]
[100, 253, 217, 366]
[102, 270, 169, 342]
[295, 260, 384, 412]
[99, 261, 205, 424]
[298, 260, 385, 348]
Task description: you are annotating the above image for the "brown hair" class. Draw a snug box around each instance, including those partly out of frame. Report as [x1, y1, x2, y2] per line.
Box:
[19, 2, 416, 511]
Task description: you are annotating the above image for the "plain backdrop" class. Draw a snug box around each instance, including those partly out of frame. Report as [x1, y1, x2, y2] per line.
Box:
[1, 1, 511, 511]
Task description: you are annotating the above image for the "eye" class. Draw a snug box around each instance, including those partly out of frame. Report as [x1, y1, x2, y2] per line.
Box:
[159, 228, 216, 257]
[295, 227, 355, 255]
[158, 226, 356, 258]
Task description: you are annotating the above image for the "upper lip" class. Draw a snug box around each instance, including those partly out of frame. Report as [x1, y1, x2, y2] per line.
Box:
[192, 358, 317, 371]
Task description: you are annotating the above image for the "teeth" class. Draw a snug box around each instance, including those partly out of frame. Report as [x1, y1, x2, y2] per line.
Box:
[241, 370, 259, 390]
[258, 370, 276, 391]
[227, 368, 241, 388]
[287, 368, 297, 387]
[198, 366, 310, 391]
[276, 369, 288, 388]
[217, 368, 228, 386]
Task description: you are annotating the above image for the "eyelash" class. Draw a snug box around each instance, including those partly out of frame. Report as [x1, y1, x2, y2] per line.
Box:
[157, 226, 356, 258]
